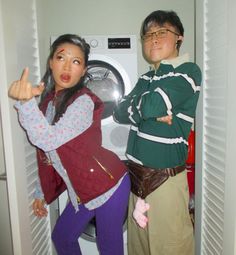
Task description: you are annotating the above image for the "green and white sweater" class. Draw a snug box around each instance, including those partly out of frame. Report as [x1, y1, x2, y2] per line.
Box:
[113, 54, 202, 169]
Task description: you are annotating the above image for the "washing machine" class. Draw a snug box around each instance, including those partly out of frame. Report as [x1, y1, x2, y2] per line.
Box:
[83, 34, 138, 160]
[51, 35, 137, 254]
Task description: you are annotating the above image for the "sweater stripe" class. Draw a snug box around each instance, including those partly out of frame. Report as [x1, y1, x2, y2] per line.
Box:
[126, 154, 143, 165]
[128, 100, 137, 124]
[141, 71, 200, 93]
[136, 91, 149, 117]
[154, 87, 173, 115]
[176, 113, 194, 123]
[131, 125, 188, 145]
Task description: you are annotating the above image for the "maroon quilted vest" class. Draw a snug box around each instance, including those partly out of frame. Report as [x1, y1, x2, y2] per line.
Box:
[37, 87, 127, 204]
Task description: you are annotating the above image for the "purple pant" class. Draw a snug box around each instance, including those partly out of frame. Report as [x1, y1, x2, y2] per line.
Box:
[52, 174, 130, 255]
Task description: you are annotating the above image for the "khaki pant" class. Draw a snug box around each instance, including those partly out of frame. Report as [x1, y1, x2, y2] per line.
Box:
[127, 171, 194, 255]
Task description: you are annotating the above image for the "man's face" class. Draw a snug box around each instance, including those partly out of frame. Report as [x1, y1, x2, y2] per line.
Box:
[142, 23, 183, 69]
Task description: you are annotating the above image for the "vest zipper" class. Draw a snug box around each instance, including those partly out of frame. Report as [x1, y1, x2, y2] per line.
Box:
[92, 156, 114, 179]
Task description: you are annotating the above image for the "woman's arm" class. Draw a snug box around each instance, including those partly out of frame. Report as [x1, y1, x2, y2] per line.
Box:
[15, 95, 94, 152]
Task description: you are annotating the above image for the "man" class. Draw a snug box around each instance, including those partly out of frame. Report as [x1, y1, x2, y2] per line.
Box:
[113, 10, 201, 255]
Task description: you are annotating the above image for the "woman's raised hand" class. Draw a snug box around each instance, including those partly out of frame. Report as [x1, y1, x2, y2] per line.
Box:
[8, 67, 45, 101]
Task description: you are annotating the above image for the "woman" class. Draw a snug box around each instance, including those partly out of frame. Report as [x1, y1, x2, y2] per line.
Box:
[8, 34, 130, 255]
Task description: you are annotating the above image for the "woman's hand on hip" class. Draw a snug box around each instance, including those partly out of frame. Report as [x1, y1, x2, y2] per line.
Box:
[8, 67, 44, 102]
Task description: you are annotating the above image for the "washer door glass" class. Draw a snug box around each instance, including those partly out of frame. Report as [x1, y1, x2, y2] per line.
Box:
[84, 60, 125, 119]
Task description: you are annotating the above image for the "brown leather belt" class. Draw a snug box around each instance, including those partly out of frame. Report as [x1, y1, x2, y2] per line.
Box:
[127, 160, 186, 198]
[127, 161, 186, 177]
[161, 164, 186, 177]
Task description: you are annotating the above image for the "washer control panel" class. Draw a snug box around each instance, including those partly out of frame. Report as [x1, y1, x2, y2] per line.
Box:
[108, 38, 131, 49]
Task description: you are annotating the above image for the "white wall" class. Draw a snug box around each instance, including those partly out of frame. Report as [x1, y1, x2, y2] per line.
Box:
[36, 0, 195, 77]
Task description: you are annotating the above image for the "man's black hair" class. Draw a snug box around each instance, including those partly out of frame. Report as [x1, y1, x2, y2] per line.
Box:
[141, 10, 184, 37]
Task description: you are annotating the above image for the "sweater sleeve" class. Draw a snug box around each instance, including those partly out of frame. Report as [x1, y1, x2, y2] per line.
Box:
[15, 94, 94, 152]
[113, 78, 145, 125]
[135, 63, 202, 120]
[34, 178, 44, 199]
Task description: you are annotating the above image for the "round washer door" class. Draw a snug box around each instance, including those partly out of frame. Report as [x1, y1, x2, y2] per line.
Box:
[84, 54, 132, 124]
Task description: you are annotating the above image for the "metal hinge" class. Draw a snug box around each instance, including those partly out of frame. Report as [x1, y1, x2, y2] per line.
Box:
[0, 172, 7, 181]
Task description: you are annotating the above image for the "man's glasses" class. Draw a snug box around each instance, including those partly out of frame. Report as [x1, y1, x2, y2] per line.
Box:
[141, 28, 180, 42]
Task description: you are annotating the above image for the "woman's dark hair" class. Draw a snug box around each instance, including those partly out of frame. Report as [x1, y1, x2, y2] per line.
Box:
[141, 10, 184, 50]
[40, 34, 90, 123]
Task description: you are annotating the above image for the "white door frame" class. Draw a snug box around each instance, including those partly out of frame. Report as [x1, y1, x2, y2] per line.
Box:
[0, 3, 24, 254]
